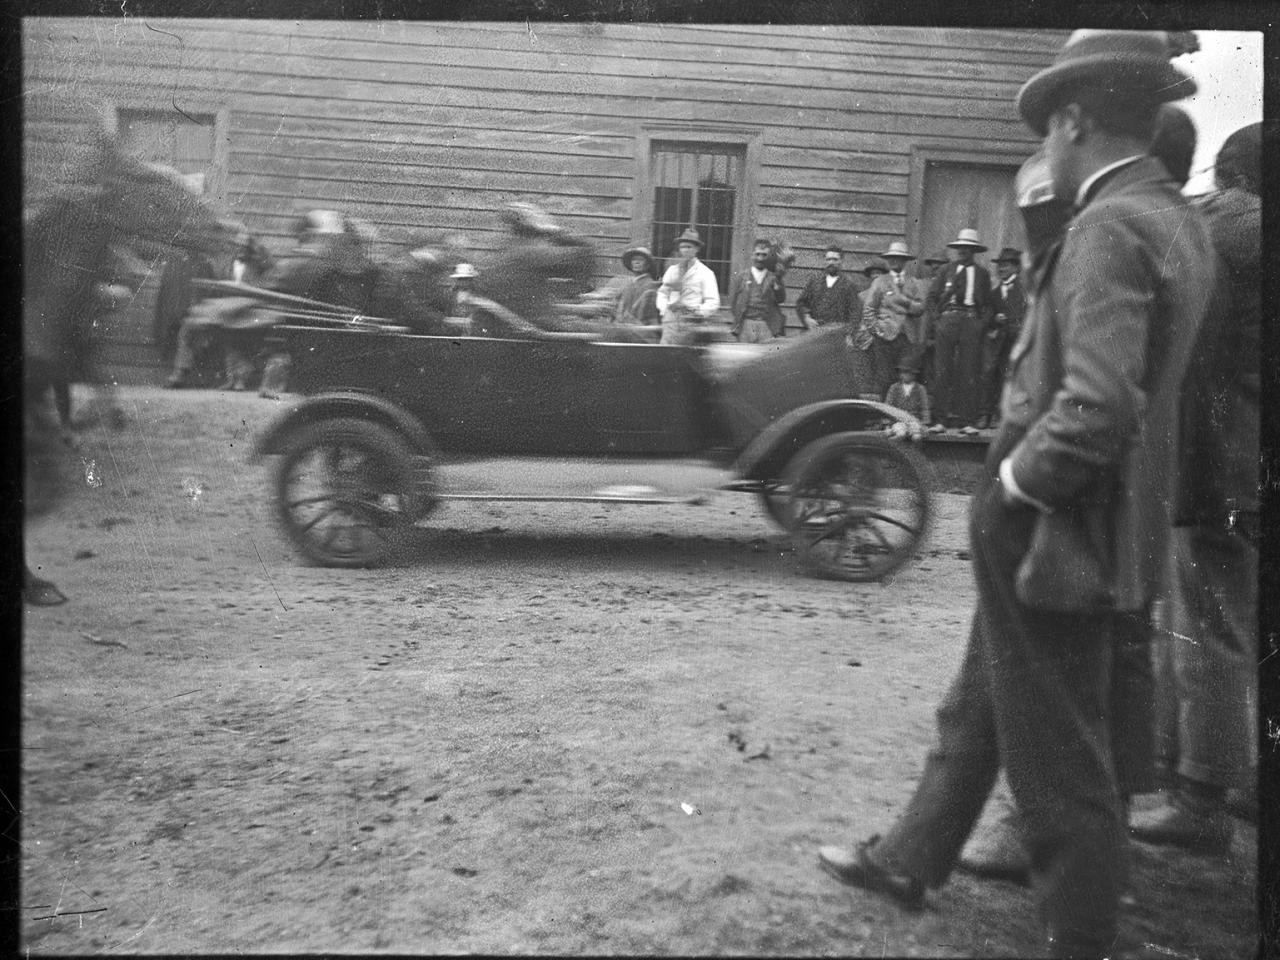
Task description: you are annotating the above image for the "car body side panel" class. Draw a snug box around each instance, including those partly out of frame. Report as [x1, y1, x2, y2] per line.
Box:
[277, 326, 708, 455]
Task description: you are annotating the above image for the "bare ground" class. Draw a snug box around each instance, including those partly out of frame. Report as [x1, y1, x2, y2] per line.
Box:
[21, 387, 1257, 956]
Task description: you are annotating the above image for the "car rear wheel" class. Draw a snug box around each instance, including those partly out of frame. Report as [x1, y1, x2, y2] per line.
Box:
[272, 417, 423, 568]
[780, 431, 931, 582]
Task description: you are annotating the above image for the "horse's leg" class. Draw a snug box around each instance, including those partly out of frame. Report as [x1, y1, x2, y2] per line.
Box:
[53, 378, 73, 429]
[84, 382, 126, 430]
[24, 563, 68, 606]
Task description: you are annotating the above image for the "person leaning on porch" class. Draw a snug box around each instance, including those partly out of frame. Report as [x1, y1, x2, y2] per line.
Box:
[655, 228, 721, 346]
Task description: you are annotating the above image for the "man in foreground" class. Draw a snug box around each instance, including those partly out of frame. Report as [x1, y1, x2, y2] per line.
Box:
[816, 30, 1210, 959]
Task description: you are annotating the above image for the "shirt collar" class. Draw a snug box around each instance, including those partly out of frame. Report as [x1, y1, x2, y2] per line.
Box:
[1074, 154, 1145, 208]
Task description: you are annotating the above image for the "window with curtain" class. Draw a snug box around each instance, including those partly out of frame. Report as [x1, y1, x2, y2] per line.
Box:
[650, 143, 744, 292]
[116, 108, 217, 194]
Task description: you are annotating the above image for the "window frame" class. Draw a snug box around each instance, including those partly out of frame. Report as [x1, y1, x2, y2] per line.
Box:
[632, 124, 762, 292]
[105, 102, 230, 203]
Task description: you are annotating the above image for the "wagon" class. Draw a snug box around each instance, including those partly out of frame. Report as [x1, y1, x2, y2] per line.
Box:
[253, 302, 934, 582]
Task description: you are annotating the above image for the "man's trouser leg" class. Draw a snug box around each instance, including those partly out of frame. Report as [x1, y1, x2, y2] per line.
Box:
[953, 311, 984, 425]
[740, 318, 772, 344]
[969, 461, 1125, 957]
[875, 449, 1125, 956]
[871, 606, 1002, 886]
[1112, 609, 1157, 799]
[933, 312, 962, 423]
[870, 334, 909, 399]
[978, 333, 1009, 422]
[1171, 526, 1258, 790]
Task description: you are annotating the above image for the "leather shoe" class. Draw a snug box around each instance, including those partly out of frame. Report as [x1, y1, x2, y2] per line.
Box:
[817, 837, 924, 912]
[1128, 794, 1232, 855]
[927, 423, 946, 434]
[958, 815, 1030, 883]
[960, 424, 980, 436]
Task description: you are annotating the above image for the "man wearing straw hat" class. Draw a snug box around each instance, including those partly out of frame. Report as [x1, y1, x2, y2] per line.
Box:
[817, 30, 1211, 959]
[925, 227, 994, 435]
[860, 240, 927, 398]
[655, 228, 721, 345]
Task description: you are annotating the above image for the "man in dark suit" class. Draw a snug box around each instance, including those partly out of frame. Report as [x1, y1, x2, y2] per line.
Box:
[976, 247, 1027, 429]
[925, 228, 995, 435]
[794, 244, 860, 333]
[816, 30, 1210, 959]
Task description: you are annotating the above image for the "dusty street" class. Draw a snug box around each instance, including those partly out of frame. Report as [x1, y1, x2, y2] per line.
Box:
[21, 387, 1256, 956]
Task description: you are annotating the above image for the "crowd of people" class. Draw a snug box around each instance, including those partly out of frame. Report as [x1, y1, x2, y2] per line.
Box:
[811, 30, 1259, 960]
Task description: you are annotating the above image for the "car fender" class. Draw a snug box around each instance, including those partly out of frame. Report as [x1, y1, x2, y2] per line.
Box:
[252, 390, 435, 461]
[731, 399, 922, 482]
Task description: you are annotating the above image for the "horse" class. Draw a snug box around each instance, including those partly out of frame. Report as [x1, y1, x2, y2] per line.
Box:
[24, 137, 235, 605]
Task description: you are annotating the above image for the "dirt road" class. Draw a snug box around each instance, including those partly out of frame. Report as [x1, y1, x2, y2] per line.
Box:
[21, 387, 1256, 955]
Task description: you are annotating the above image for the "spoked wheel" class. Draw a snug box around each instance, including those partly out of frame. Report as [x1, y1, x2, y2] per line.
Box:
[272, 417, 423, 567]
[759, 483, 793, 530]
[780, 431, 932, 582]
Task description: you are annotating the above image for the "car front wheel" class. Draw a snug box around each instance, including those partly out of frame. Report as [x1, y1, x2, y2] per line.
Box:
[780, 431, 931, 582]
[272, 417, 423, 568]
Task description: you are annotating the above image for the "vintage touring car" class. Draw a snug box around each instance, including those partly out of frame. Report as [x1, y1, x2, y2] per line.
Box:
[251, 297, 934, 582]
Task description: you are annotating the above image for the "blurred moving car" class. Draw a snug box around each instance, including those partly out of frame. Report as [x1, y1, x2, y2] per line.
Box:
[253, 310, 934, 583]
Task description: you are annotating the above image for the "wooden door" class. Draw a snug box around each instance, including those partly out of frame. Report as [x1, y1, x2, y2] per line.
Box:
[916, 161, 1025, 271]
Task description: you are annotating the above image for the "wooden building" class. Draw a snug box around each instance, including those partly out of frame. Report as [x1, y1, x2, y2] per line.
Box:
[23, 19, 1064, 382]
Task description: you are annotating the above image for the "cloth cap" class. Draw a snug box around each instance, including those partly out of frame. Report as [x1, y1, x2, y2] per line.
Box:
[1016, 30, 1196, 136]
[862, 258, 889, 276]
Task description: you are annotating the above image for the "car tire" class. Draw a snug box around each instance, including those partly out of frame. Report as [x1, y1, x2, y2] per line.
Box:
[780, 431, 932, 582]
[272, 417, 423, 568]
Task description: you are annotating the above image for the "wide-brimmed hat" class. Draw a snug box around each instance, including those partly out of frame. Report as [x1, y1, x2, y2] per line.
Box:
[881, 241, 916, 261]
[862, 258, 890, 277]
[1016, 30, 1196, 136]
[923, 249, 950, 265]
[621, 245, 655, 269]
[947, 229, 987, 252]
[993, 247, 1023, 264]
[675, 228, 703, 249]
[450, 262, 478, 280]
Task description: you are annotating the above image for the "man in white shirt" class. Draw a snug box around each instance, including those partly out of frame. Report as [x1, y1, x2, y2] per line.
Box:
[655, 228, 721, 345]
